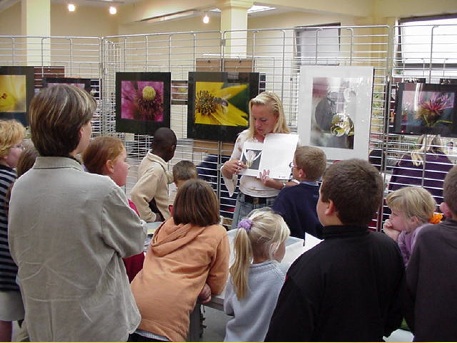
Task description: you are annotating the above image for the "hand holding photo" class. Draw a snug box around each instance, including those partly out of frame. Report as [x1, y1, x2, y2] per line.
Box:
[241, 133, 299, 179]
[241, 145, 263, 171]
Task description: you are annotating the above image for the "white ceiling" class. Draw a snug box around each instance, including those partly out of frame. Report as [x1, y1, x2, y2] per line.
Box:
[0, 0, 140, 12]
[0, 0, 286, 20]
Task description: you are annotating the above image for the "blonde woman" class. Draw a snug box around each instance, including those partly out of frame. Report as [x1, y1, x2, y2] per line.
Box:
[224, 208, 290, 342]
[221, 91, 291, 229]
[384, 186, 442, 266]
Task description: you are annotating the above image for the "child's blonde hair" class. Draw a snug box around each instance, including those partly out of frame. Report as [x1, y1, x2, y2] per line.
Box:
[0, 119, 26, 158]
[230, 208, 290, 299]
[386, 186, 436, 224]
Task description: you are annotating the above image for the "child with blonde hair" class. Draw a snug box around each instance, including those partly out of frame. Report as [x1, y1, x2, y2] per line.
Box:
[224, 208, 290, 342]
[383, 186, 442, 266]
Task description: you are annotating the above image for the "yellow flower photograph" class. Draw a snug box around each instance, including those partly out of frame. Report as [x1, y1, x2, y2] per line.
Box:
[187, 72, 260, 142]
[194, 81, 249, 126]
[0, 74, 27, 112]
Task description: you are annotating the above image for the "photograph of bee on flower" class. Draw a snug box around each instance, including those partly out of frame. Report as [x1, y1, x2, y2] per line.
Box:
[396, 83, 457, 136]
[187, 72, 259, 142]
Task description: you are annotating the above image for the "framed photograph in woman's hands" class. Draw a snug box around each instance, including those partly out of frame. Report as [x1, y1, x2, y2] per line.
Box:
[0, 66, 35, 126]
[115, 72, 171, 135]
[187, 72, 260, 142]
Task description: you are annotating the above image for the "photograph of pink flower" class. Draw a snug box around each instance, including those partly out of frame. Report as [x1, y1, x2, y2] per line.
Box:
[391, 83, 457, 137]
[115, 72, 171, 135]
[0, 66, 34, 126]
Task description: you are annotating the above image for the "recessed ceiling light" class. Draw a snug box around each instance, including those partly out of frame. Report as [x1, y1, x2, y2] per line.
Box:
[68, 3, 76, 12]
[109, 6, 117, 15]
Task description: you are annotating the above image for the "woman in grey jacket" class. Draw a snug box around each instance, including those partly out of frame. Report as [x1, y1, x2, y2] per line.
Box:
[8, 85, 147, 342]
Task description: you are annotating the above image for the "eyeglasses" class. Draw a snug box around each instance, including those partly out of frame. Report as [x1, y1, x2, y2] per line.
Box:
[289, 162, 297, 169]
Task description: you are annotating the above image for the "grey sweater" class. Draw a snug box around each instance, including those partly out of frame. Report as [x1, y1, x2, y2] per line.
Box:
[224, 260, 288, 342]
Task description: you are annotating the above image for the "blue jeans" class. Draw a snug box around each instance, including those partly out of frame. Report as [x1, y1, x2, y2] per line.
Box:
[230, 192, 276, 230]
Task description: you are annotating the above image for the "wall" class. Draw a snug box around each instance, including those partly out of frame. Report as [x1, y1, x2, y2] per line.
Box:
[0, 3, 21, 35]
[0, 2, 118, 37]
[51, 4, 118, 37]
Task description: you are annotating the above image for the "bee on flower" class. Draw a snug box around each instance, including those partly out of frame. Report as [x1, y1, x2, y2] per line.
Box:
[194, 81, 249, 126]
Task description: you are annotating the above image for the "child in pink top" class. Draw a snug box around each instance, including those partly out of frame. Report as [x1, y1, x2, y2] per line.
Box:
[383, 186, 442, 266]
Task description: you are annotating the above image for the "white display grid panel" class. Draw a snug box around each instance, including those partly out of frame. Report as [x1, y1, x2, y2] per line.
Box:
[0, 24, 397, 229]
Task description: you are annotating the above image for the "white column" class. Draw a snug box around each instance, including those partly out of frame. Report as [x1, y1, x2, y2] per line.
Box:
[22, 0, 51, 65]
[218, 0, 253, 58]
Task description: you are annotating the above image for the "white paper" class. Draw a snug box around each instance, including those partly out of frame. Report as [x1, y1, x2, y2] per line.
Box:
[241, 133, 299, 179]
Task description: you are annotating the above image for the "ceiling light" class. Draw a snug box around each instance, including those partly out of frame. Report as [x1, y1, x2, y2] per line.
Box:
[203, 13, 209, 24]
[68, 3, 76, 12]
[209, 5, 275, 14]
[109, 6, 117, 15]
[247, 5, 275, 14]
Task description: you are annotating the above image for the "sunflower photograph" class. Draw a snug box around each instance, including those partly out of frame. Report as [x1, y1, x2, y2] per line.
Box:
[115, 72, 171, 135]
[188, 72, 260, 142]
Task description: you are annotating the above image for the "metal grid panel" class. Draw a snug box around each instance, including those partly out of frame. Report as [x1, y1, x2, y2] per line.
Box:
[0, 25, 394, 229]
[101, 26, 391, 228]
[389, 22, 457, 167]
[383, 22, 457, 229]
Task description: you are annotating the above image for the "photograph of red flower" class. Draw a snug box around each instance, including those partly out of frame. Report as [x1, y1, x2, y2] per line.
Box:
[0, 66, 34, 126]
[115, 72, 171, 135]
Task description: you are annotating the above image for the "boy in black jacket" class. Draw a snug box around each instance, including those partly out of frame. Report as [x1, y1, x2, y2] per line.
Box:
[265, 158, 404, 342]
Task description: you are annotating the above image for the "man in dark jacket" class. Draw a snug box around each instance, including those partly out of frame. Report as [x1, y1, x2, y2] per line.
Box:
[265, 159, 405, 342]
